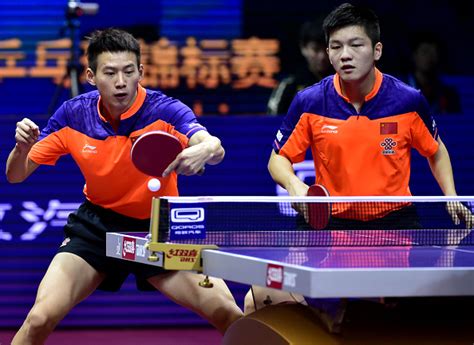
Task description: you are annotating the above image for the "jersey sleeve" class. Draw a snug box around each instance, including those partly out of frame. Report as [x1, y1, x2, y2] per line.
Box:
[272, 93, 311, 163]
[159, 99, 207, 138]
[28, 103, 70, 165]
[411, 92, 439, 157]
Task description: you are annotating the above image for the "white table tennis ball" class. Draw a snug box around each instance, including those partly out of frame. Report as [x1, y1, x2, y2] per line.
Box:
[147, 178, 161, 192]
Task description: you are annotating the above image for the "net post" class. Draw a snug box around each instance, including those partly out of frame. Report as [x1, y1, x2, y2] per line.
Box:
[146, 197, 161, 262]
[149, 197, 160, 243]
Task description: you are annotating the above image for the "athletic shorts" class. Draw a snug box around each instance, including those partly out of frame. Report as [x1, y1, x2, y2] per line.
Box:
[57, 200, 167, 291]
[327, 205, 422, 230]
[297, 205, 422, 230]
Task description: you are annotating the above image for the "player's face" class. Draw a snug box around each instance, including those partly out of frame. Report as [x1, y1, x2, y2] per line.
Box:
[327, 25, 382, 84]
[301, 42, 331, 77]
[86, 51, 143, 117]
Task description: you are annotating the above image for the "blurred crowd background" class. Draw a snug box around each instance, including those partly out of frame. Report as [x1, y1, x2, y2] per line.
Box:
[0, 0, 473, 116]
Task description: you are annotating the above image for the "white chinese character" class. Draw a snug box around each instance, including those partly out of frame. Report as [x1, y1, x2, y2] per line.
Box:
[20, 200, 80, 241]
[0, 203, 13, 241]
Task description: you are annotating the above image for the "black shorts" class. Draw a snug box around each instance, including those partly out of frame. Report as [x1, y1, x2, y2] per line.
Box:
[327, 205, 422, 230]
[297, 205, 422, 230]
[57, 200, 167, 291]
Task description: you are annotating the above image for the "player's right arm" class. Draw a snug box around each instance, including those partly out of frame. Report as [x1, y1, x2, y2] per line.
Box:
[269, 90, 312, 198]
[6, 118, 40, 183]
[268, 150, 308, 197]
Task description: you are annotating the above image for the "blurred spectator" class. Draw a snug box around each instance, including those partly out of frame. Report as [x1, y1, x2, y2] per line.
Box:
[267, 19, 333, 115]
[404, 32, 461, 114]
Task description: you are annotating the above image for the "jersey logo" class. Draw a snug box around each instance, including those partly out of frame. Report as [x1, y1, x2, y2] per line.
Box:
[82, 143, 97, 154]
[321, 125, 338, 134]
[276, 130, 283, 142]
[59, 237, 71, 247]
[380, 137, 397, 155]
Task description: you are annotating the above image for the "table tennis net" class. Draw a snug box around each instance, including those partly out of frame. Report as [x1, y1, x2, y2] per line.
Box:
[157, 196, 474, 247]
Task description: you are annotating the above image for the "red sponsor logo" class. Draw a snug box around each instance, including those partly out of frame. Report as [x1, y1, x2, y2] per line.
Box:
[122, 237, 136, 260]
[380, 122, 398, 135]
[266, 264, 283, 289]
[166, 249, 198, 262]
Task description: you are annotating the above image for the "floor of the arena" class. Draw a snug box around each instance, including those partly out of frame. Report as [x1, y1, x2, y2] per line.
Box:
[0, 327, 221, 345]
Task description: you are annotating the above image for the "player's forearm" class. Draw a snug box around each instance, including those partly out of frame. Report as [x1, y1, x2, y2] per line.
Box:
[268, 150, 307, 196]
[428, 138, 457, 196]
[201, 135, 225, 165]
[189, 131, 225, 165]
[6, 145, 32, 183]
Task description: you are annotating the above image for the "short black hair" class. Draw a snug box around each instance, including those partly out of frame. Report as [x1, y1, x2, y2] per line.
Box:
[299, 19, 326, 48]
[322, 3, 380, 47]
[87, 28, 141, 72]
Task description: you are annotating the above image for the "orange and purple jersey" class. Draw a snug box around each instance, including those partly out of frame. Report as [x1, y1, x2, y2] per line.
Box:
[29, 85, 206, 219]
[273, 69, 439, 220]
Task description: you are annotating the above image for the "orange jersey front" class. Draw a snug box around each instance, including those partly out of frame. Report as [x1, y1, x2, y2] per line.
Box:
[29, 85, 206, 219]
[273, 69, 439, 220]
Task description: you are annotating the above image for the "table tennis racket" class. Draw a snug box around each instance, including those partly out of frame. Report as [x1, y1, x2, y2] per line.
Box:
[131, 130, 183, 177]
[307, 184, 331, 230]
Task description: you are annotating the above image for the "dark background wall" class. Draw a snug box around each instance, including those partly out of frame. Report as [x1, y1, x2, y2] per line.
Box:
[244, 0, 474, 76]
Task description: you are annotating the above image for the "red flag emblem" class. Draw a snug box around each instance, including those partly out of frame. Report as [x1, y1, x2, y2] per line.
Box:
[380, 122, 398, 135]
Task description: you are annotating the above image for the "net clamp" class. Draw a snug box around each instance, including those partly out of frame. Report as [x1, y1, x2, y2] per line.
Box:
[146, 242, 218, 271]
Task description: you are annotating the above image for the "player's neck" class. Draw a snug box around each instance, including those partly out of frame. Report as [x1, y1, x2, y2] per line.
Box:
[99, 102, 121, 132]
[340, 69, 376, 113]
[98, 89, 138, 128]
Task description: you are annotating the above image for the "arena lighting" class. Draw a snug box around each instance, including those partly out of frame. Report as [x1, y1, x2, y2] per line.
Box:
[67, 0, 99, 18]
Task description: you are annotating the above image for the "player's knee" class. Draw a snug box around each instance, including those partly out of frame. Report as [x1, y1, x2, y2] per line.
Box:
[202, 291, 242, 333]
[210, 304, 242, 334]
[23, 311, 55, 339]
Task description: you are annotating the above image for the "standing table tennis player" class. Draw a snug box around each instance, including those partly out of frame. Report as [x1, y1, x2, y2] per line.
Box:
[6, 28, 242, 344]
[246, 3, 472, 313]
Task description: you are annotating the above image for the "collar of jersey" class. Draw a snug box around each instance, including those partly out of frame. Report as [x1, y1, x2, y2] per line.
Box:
[333, 67, 383, 103]
[97, 84, 146, 122]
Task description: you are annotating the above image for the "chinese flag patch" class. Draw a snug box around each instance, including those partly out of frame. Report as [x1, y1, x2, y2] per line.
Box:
[380, 122, 398, 135]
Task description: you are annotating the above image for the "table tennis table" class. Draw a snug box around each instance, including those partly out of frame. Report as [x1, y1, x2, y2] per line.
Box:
[105, 196, 474, 344]
[106, 231, 474, 344]
[106, 232, 474, 298]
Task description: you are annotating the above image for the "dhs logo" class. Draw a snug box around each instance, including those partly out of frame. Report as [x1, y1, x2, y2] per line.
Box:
[266, 264, 283, 289]
[170, 206, 206, 240]
[121, 237, 136, 260]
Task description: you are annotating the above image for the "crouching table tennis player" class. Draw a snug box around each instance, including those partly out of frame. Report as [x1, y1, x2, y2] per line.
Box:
[6, 28, 242, 344]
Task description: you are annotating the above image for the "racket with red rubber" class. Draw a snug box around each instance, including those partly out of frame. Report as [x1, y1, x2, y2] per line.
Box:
[131, 130, 183, 177]
[307, 184, 331, 230]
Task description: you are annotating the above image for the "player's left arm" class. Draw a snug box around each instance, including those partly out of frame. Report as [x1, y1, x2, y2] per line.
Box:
[427, 136, 473, 227]
[163, 130, 225, 176]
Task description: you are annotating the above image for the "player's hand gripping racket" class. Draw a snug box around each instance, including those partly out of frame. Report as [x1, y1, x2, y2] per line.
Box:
[131, 130, 183, 177]
[306, 184, 331, 230]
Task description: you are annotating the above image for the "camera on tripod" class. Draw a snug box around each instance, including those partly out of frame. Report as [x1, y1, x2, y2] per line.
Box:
[48, 0, 99, 114]
[67, 0, 99, 18]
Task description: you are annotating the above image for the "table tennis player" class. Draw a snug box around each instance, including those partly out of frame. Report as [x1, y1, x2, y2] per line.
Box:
[6, 28, 242, 344]
[246, 3, 472, 314]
